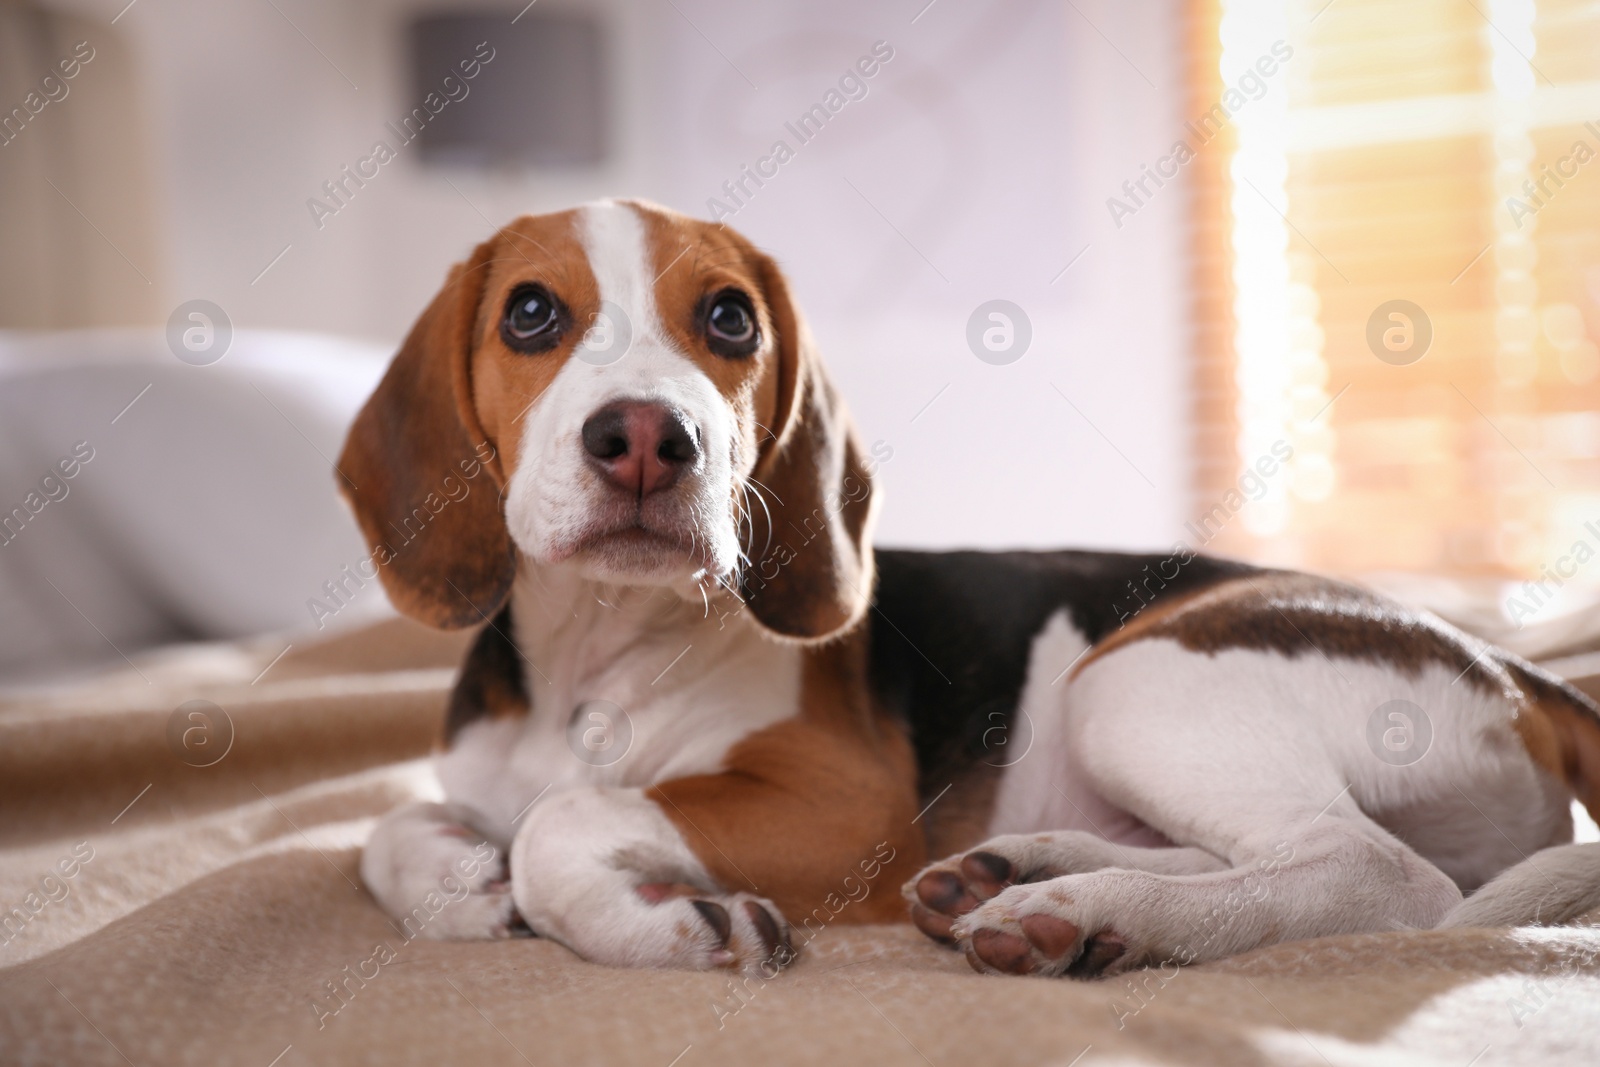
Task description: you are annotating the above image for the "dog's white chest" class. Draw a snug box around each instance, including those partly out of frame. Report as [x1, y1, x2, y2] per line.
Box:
[437, 576, 803, 842]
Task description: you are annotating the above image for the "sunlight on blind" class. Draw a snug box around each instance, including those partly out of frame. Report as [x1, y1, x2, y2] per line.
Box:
[1191, 0, 1600, 624]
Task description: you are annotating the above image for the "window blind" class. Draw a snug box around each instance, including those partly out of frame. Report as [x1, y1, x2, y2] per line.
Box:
[1188, 0, 1600, 617]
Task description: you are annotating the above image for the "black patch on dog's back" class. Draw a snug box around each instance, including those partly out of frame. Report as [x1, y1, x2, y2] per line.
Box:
[867, 549, 1259, 797]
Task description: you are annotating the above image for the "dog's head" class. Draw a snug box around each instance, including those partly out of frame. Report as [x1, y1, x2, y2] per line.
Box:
[338, 199, 876, 641]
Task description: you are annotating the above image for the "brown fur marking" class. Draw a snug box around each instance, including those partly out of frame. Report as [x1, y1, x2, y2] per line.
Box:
[1502, 657, 1600, 824]
[1075, 572, 1510, 694]
[1070, 582, 1232, 678]
[648, 632, 924, 924]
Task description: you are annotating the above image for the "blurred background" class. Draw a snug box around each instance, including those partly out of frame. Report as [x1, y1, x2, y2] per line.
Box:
[1, 0, 1598, 680]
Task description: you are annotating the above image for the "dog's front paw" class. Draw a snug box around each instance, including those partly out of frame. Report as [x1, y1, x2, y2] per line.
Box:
[951, 879, 1131, 979]
[415, 864, 523, 942]
[362, 803, 528, 942]
[534, 882, 795, 973]
[643, 884, 795, 974]
[903, 833, 1090, 948]
[509, 787, 799, 972]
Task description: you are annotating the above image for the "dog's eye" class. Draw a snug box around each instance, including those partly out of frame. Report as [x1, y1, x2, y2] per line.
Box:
[704, 291, 758, 356]
[502, 285, 563, 351]
[708, 296, 753, 342]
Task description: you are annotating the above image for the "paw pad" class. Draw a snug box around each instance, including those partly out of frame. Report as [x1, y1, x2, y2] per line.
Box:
[969, 928, 1034, 975]
[909, 902, 956, 944]
[916, 870, 977, 914]
[677, 895, 795, 972]
[743, 900, 791, 967]
[1066, 931, 1127, 978]
[1020, 914, 1079, 958]
[692, 899, 732, 946]
[960, 851, 1015, 898]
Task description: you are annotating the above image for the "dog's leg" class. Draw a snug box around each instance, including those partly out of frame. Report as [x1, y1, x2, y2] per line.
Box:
[950, 810, 1460, 977]
[1441, 842, 1600, 928]
[359, 801, 522, 940]
[905, 832, 1226, 945]
[934, 641, 1469, 977]
[509, 786, 793, 972]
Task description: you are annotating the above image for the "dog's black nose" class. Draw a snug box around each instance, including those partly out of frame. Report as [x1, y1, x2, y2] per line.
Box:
[581, 401, 700, 496]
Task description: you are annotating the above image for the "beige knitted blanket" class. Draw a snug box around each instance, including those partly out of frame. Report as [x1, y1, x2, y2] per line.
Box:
[3, 617, 1598, 1066]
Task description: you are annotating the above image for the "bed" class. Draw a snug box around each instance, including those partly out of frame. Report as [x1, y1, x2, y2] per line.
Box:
[1, 610, 1598, 1066]
[4, 331, 1600, 1066]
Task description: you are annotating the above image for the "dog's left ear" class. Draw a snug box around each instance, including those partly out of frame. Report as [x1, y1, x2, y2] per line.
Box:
[738, 252, 878, 641]
[337, 238, 517, 630]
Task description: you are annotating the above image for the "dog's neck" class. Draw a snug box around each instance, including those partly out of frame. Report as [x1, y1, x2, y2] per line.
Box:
[507, 562, 774, 720]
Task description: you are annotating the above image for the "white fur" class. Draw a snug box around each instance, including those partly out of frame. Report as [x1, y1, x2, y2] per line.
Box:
[358, 801, 517, 940]
[922, 636, 1576, 975]
[986, 611, 1174, 848]
[510, 785, 788, 969]
[1442, 842, 1600, 928]
[436, 565, 800, 844]
[367, 563, 798, 957]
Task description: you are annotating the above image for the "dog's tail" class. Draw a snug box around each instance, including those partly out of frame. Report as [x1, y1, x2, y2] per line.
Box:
[1440, 656, 1600, 929]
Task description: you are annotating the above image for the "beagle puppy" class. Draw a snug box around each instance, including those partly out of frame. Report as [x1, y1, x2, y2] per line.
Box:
[344, 199, 1600, 980]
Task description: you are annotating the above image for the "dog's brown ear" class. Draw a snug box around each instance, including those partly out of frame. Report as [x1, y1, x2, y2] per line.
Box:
[337, 239, 515, 629]
[739, 252, 877, 641]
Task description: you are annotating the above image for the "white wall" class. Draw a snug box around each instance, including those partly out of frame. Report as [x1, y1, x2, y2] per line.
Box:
[30, 0, 1192, 553]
